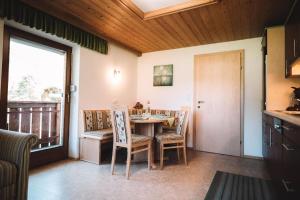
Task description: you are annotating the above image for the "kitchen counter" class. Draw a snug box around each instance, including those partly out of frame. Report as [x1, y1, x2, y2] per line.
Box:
[264, 110, 300, 126]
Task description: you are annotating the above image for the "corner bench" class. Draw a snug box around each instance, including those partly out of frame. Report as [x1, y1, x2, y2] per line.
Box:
[80, 110, 113, 164]
[79, 108, 180, 165]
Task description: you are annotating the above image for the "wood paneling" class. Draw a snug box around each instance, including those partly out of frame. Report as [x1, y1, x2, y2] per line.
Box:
[21, 0, 294, 53]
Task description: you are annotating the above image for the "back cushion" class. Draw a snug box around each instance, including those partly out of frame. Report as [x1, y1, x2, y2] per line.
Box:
[176, 111, 186, 135]
[129, 109, 146, 115]
[113, 111, 127, 144]
[84, 111, 94, 131]
[83, 110, 112, 131]
[105, 110, 112, 128]
[95, 111, 104, 129]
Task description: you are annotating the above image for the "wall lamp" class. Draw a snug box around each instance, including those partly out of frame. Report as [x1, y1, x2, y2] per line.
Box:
[113, 69, 121, 78]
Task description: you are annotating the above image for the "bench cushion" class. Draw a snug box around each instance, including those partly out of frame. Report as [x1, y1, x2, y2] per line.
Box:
[0, 160, 17, 188]
[81, 129, 113, 140]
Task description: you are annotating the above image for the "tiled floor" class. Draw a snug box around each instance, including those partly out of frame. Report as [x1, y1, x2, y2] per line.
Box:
[28, 151, 269, 200]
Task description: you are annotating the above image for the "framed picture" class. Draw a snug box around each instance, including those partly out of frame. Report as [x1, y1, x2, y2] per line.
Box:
[153, 64, 173, 86]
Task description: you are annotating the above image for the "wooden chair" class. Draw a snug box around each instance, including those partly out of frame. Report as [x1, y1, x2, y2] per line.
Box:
[156, 109, 189, 169]
[110, 106, 152, 179]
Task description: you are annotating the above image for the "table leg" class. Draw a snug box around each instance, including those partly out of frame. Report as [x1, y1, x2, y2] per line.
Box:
[149, 123, 157, 169]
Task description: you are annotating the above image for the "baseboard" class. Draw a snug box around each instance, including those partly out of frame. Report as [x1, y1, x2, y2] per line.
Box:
[243, 155, 264, 160]
[68, 157, 80, 161]
[190, 149, 264, 160]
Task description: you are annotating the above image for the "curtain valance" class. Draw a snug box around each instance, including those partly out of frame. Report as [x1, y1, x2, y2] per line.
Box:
[0, 0, 108, 54]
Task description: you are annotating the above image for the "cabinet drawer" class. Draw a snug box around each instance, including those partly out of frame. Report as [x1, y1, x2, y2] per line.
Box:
[282, 136, 300, 198]
[282, 122, 300, 146]
[80, 137, 100, 164]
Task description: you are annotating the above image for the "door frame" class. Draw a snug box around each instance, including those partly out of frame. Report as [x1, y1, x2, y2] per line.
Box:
[0, 26, 72, 168]
[192, 50, 245, 156]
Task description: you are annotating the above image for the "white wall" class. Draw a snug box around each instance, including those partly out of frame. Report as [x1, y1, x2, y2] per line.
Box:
[137, 38, 263, 157]
[266, 27, 300, 110]
[74, 44, 138, 158]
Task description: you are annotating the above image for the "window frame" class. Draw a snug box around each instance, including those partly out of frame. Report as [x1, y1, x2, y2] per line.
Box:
[0, 25, 72, 168]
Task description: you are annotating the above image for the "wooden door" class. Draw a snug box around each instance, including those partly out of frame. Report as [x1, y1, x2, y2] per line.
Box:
[194, 51, 242, 156]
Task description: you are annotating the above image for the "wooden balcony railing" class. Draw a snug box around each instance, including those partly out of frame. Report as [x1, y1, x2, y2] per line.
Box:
[7, 101, 61, 149]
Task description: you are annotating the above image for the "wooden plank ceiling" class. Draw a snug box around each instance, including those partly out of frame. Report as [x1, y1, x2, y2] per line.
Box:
[21, 0, 294, 54]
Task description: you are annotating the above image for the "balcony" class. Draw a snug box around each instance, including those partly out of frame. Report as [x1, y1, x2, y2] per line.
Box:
[7, 101, 62, 150]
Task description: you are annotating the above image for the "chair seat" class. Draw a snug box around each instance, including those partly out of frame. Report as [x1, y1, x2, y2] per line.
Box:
[132, 134, 152, 144]
[81, 129, 113, 140]
[0, 160, 17, 188]
[162, 125, 176, 131]
[156, 132, 184, 142]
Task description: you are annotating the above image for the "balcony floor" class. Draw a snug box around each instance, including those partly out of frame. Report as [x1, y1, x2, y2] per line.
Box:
[28, 150, 269, 200]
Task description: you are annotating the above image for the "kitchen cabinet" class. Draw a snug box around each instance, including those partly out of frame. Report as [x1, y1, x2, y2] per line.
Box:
[262, 119, 271, 159]
[263, 113, 300, 199]
[285, 1, 300, 77]
[281, 121, 300, 198]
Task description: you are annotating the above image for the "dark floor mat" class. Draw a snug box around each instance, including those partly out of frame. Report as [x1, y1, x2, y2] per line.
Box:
[205, 171, 277, 200]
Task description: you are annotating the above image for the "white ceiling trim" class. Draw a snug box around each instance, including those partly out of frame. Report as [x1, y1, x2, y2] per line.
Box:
[120, 0, 219, 20]
[132, 0, 190, 12]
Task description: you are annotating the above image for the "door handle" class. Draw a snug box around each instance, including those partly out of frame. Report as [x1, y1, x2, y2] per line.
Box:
[282, 125, 292, 131]
[294, 39, 296, 57]
[282, 179, 295, 192]
[269, 128, 272, 147]
[198, 101, 205, 104]
[282, 143, 295, 151]
[285, 59, 288, 76]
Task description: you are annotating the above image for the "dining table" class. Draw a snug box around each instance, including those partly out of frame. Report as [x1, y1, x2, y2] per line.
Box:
[130, 114, 175, 166]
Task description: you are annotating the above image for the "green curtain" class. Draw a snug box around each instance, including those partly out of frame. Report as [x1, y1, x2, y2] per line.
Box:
[0, 0, 108, 54]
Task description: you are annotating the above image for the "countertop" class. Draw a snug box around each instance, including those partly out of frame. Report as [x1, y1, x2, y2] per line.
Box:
[264, 110, 300, 126]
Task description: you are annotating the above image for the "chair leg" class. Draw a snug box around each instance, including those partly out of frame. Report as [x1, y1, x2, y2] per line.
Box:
[183, 145, 187, 166]
[111, 145, 117, 175]
[177, 143, 180, 161]
[126, 148, 132, 179]
[148, 141, 151, 170]
[160, 143, 164, 170]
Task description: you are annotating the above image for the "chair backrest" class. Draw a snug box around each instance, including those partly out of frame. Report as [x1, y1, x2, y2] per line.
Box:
[110, 106, 132, 146]
[82, 110, 112, 132]
[176, 109, 190, 139]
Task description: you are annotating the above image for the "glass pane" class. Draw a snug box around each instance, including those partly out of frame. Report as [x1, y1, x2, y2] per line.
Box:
[7, 37, 66, 151]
